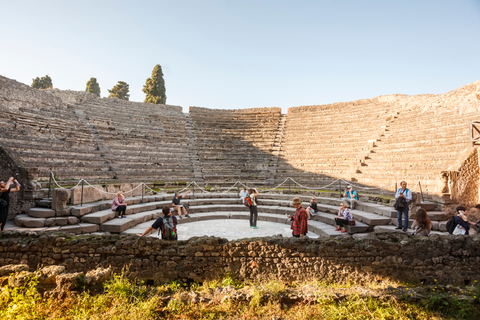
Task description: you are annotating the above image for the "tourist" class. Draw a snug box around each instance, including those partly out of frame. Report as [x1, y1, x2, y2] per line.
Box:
[287, 197, 308, 237]
[306, 196, 318, 219]
[0, 177, 21, 231]
[239, 186, 248, 202]
[342, 185, 358, 209]
[453, 206, 479, 235]
[172, 190, 190, 219]
[111, 191, 127, 218]
[137, 206, 178, 240]
[395, 181, 412, 232]
[334, 202, 353, 233]
[248, 188, 259, 229]
[410, 208, 432, 236]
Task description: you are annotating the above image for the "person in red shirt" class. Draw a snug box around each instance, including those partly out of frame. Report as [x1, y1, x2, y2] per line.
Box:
[287, 197, 308, 237]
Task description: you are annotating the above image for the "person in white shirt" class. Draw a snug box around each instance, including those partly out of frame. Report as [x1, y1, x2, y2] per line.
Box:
[395, 181, 412, 232]
[239, 187, 248, 202]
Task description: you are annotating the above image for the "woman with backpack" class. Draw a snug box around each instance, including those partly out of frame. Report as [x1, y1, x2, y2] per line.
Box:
[137, 206, 178, 240]
[247, 188, 259, 229]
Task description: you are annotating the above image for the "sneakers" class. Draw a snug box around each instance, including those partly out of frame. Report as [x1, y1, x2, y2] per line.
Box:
[402, 228, 408, 232]
[334, 228, 341, 231]
[252, 226, 259, 229]
[179, 215, 183, 219]
[117, 216, 122, 219]
[185, 214, 191, 218]
[395, 226, 402, 230]
[340, 229, 347, 233]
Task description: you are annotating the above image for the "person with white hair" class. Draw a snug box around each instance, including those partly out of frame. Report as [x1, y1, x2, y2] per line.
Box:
[342, 185, 358, 209]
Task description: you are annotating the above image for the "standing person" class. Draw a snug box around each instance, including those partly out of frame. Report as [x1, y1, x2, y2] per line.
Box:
[395, 181, 412, 232]
[111, 191, 127, 218]
[306, 197, 318, 219]
[334, 202, 353, 233]
[239, 186, 248, 203]
[137, 206, 178, 240]
[0, 177, 21, 231]
[342, 185, 358, 209]
[411, 208, 432, 236]
[172, 190, 190, 219]
[247, 188, 259, 229]
[287, 197, 308, 237]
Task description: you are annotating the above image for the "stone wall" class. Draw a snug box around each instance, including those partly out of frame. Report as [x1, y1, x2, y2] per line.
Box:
[0, 233, 479, 286]
[442, 147, 480, 207]
[456, 148, 480, 207]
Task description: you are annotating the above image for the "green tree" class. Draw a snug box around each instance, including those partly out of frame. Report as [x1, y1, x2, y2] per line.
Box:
[108, 81, 130, 100]
[31, 75, 53, 89]
[86, 77, 101, 97]
[143, 64, 166, 104]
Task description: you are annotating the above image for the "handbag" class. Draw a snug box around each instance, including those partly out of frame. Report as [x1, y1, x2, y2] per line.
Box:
[394, 197, 405, 210]
[348, 220, 356, 226]
[452, 224, 464, 235]
[0, 199, 7, 208]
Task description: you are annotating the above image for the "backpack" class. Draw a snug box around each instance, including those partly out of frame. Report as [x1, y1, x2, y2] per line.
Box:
[244, 197, 252, 207]
[161, 216, 177, 240]
[446, 216, 457, 234]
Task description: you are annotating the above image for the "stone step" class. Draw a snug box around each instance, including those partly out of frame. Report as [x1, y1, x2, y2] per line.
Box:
[37, 199, 52, 208]
[15, 214, 79, 228]
[100, 210, 163, 233]
[425, 211, 449, 221]
[315, 203, 392, 226]
[312, 212, 370, 234]
[80, 202, 162, 224]
[417, 202, 439, 211]
[308, 220, 350, 238]
[374, 225, 447, 235]
[28, 208, 56, 218]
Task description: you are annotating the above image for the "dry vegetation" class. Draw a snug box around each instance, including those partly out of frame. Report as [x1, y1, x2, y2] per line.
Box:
[1, 270, 479, 320]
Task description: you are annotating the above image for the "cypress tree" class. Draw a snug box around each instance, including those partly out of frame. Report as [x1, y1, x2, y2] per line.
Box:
[31, 75, 53, 89]
[108, 81, 130, 100]
[143, 64, 166, 104]
[86, 77, 101, 97]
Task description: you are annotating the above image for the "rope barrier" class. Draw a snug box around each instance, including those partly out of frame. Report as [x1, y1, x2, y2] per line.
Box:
[49, 171, 421, 199]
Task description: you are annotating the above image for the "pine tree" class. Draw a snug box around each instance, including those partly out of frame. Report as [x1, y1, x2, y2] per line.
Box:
[143, 64, 166, 104]
[108, 81, 130, 100]
[31, 75, 53, 89]
[86, 77, 101, 97]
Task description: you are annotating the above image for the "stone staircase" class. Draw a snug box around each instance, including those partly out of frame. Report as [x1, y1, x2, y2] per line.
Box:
[184, 113, 205, 185]
[267, 114, 286, 185]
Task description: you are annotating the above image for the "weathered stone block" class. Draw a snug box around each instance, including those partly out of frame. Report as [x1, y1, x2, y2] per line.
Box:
[52, 189, 71, 216]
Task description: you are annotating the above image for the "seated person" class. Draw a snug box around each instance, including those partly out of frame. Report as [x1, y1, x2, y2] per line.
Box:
[239, 186, 248, 202]
[111, 191, 127, 218]
[334, 202, 353, 233]
[454, 206, 476, 235]
[137, 206, 178, 240]
[172, 190, 190, 219]
[342, 185, 358, 209]
[411, 208, 432, 236]
[306, 197, 318, 219]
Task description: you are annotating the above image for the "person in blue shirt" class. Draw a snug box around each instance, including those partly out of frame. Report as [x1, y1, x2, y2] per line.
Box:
[395, 181, 412, 232]
[342, 185, 358, 209]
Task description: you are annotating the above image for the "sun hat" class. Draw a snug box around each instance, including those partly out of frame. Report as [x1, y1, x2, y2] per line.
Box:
[291, 197, 302, 205]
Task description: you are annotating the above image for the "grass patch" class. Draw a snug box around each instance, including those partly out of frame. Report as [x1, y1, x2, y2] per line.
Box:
[1, 273, 479, 319]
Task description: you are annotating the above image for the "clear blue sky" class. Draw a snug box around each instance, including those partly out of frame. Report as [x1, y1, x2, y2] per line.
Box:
[1, 0, 479, 113]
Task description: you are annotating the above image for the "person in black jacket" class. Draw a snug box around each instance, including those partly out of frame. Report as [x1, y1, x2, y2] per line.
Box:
[306, 197, 318, 219]
[0, 177, 21, 231]
[137, 206, 178, 240]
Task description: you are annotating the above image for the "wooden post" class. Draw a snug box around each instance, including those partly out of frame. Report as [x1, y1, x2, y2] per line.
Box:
[80, 179, 84, 207]
[47, 171, 52, 199]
